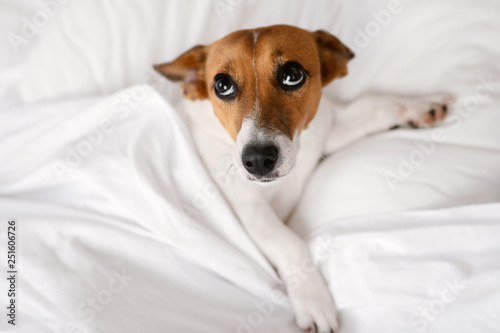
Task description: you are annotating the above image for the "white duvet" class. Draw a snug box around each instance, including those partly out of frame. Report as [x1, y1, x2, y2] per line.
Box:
[1, 1, 500, 332]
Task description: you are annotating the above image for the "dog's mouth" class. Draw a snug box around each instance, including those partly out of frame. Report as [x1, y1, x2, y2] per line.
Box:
[258, 178, 276, 183]
[246, 174, 279, 183]
[238, 163, 295, 183]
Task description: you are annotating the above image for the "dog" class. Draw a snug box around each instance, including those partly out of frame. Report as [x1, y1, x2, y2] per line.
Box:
[154, 25, 451, 333]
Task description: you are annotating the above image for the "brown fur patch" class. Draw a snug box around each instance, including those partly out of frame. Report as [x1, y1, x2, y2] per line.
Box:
[313, 30, 355, 86]
[155, 25, 354, 140]
[154, 45, 208, 100]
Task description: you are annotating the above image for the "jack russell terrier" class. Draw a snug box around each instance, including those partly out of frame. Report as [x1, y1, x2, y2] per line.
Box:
[155, 25, 451, 333]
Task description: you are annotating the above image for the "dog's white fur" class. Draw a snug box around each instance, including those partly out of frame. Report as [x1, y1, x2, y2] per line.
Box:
[179, 92, 452, 332]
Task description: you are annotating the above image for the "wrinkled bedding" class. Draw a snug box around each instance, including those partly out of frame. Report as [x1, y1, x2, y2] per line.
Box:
[1, 0, 499, 332]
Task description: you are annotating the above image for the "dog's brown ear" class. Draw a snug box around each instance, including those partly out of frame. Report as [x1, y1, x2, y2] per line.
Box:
[312, 30, 354, 86]
[154, 45, 208, 100]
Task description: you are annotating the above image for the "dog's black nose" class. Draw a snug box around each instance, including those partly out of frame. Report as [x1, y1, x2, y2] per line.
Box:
[242, 145, 279, 176]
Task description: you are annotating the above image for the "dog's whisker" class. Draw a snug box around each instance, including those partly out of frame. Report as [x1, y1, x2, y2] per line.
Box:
[231, 167, 239, 201]
[305, 127, 325, 139]
[223, 163, 234, 189]
[206, 153, 233, 166]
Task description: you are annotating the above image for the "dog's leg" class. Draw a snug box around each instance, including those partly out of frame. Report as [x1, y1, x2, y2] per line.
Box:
[231, 196, 338, 333]
[324, 93, 455, 154]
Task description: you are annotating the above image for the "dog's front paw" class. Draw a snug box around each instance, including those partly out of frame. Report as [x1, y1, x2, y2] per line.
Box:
[397, 94, 455, 128]
[287, 272, 338, 333]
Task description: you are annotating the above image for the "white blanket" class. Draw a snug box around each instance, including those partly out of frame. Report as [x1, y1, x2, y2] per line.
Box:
[0, 88, 290, 332]
[1, 0, 500, 332]
[1, 87, 499, 333]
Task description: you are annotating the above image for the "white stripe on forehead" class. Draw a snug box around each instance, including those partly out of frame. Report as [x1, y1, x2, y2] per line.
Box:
[252, 31, 260, 115]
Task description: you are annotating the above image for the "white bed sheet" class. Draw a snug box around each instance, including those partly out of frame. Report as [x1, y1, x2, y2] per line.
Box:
[1, 0, 500, 332]
[0, 88, 499, 333]
[0, 89, 295, 333]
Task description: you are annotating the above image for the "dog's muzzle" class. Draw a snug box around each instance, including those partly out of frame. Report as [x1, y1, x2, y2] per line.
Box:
[234, 118, 298, 182]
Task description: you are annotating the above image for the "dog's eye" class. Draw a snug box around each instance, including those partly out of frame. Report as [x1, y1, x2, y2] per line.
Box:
[214, 74, 237, 99]
[279, 62, 306, 91]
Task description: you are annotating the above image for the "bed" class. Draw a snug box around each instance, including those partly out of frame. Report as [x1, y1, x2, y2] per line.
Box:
[1, 1, 499, 332]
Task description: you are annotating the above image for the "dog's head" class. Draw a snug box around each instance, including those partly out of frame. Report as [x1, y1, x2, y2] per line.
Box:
[155, 25, 353, 183]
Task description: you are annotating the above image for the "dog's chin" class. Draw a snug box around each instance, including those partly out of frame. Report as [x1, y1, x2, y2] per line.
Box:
[242, 167, 294, 184]
[247, 176, 279, 183]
